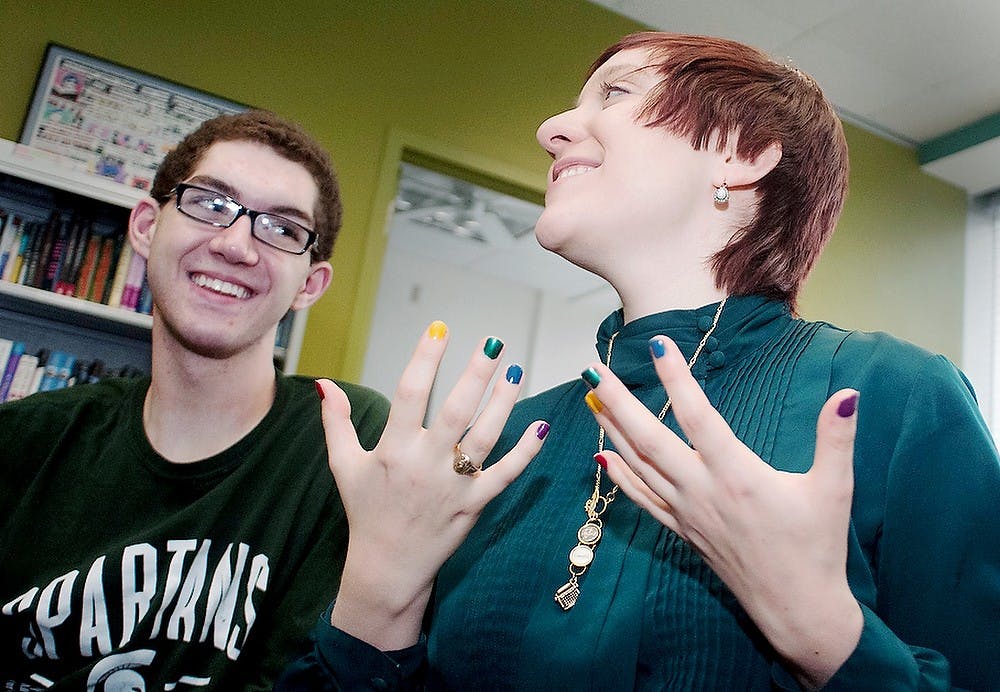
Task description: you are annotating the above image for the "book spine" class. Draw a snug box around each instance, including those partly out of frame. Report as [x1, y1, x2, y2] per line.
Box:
[5, 353, 39, 402]
[105, 240, 133, 309]
[88, 236, 115, 303]
[37, 351, 76, 392]
[28, 350, 50, 396]
[54, 216, 84, 295]
[0, 213, 14, 280]
[0, 341, 25, 402]
[41, 214, 67, 292]
[73, 232, 101, 299]
[136, 272, 153, 315]
[0, 340, 13, 391]
[120, 248, 146, 310]
[7, 223, 30, 283]
[16, 223, 42, 285]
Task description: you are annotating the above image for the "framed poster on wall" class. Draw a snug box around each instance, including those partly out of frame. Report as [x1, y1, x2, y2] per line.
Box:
[19, 43, 248, 191]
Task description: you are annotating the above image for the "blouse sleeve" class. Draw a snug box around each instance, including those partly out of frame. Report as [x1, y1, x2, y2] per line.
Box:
[826, 354, 1000, 690]
[275, 606, 427, 691]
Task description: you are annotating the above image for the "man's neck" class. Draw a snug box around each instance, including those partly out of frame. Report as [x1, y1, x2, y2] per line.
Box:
[143, 336, 279, 464]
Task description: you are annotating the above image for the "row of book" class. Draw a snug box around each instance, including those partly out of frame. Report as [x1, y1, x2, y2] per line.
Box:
[0, 337, 145, 403]
[0, 208, 152, 314]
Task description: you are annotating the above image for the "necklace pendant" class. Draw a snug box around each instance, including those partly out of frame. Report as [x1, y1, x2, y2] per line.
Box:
[577, 520, 602, 545]
[554, 579, 580, 611]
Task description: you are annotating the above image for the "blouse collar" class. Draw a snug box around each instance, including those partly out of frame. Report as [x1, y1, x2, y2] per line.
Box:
[595, 295, 792, 387]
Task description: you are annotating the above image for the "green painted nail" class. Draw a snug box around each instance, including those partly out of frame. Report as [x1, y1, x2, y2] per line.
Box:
[483, 337, 503, 360]
[581, 367, 601, 388]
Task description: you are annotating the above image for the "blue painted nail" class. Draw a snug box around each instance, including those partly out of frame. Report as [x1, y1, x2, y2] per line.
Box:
[506, 364, 524, 384]
[837, 393, 859, 418]
[649, 337, 666, 359]
[484, 337, 503, 360]
[581, 367, 601, 388]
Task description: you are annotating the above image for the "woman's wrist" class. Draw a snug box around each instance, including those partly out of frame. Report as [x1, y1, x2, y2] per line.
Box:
[762, 585, 864, 689]
[330, 549, 433, 652]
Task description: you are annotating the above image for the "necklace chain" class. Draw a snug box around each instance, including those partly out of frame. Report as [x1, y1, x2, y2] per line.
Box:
[554, 298, 727, 611]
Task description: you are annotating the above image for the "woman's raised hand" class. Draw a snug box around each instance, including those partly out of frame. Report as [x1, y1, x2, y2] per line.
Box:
[581, 335, 863, 688]
[316, 321, 548, 650]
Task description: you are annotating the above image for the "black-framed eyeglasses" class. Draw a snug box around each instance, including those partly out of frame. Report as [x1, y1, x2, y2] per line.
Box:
[166, 183, 317, 255]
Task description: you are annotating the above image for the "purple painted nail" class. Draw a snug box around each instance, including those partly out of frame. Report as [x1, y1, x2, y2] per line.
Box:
[837, 393, 858, 418]
[536, 422, 551, 440]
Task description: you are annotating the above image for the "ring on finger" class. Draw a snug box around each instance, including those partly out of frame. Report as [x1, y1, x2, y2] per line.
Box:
[453, 443, 482, 476]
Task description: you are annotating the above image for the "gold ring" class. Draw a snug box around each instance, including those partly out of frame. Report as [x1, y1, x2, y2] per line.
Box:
[453, 444, 481, 476]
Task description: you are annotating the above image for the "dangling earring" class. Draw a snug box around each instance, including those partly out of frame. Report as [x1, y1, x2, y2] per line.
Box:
[713, 181, 730, 205]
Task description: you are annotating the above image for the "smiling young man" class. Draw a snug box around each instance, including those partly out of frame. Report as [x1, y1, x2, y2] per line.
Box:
[0, 111, 389, 689]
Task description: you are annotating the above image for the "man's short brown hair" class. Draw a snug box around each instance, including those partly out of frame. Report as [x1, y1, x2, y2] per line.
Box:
[151, 110, 342, 261]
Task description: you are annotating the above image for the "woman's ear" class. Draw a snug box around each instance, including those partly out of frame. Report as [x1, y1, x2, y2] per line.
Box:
[128, 197, 160, 260]
[291, 260, 333, 311]
[718, 140, 783, 188]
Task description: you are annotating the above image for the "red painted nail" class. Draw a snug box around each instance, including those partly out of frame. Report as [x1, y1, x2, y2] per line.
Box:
[314, 380, 325, 400]
[594, 452, 608, 470]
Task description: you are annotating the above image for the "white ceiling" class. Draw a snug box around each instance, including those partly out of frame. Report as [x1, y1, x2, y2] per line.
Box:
[591, 0, 1000, 195]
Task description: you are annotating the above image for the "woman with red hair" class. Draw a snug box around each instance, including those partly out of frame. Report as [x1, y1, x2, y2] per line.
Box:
[288, 32, 1000, 690]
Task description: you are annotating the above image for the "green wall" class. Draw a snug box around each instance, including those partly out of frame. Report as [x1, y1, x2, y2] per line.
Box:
[0, 0, 967, 378]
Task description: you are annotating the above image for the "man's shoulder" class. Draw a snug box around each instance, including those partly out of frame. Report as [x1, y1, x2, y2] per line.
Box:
[0, 376, 144, 417]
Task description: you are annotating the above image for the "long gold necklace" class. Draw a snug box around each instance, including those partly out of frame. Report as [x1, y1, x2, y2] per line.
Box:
[554, 298, 727, 611]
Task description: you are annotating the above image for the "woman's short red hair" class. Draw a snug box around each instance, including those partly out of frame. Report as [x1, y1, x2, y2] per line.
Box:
[591, 32, 849, 308]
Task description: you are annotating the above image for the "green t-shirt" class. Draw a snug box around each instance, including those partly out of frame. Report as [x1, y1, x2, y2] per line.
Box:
[0, 373, 388, 690]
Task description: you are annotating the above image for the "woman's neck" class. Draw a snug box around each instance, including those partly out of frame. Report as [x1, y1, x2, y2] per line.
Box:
[615, 263, 727, 324]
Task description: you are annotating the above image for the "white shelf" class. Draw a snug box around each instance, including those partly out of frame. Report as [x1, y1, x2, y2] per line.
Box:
[0, 140, 146, 210]
[0, 280, 152, 339]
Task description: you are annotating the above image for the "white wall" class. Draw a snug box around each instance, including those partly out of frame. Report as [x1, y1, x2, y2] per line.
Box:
[361, 244, 619, 421]
[962, 195, 996, 428]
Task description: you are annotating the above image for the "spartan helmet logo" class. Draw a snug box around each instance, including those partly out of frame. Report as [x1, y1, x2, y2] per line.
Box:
[86, 650, 155, 691]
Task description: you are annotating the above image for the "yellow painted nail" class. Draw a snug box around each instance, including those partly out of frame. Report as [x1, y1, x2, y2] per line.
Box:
[585, 390, 603, 414]
[428, 320, 448, 340]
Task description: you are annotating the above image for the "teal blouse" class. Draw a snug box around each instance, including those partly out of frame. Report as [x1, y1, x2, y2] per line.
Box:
[283, 296, 1000, 690]
[428, 296, 1000, 690]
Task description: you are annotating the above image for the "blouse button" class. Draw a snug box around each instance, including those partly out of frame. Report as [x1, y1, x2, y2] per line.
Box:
[704, 336, 719, 352]
[697, 315, 715, 332]
[707, 351, 727, 368]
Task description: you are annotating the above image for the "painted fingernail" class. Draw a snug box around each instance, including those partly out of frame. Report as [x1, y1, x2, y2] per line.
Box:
[484, 337, 503, 360]
[506, 364, 524, 384]
[428, 320, 448, 340]
[594, 452, 608, 469]
[837, 392, 859, 418]
[585, 390, 603, 414]
[581, 367, 601, 388]
[536, 422, 550, 440]
[649, 337, 666, 359]
[314, 380, 325, 400]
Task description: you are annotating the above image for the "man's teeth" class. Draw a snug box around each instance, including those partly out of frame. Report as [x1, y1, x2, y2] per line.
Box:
[557, 165, 594, 181]
[193, 274, 249, 299]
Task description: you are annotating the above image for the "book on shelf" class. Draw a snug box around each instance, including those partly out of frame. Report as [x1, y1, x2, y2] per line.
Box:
[106, 240, 133, 308]
[0, 201, 150, 315]
[5, 351, 39, 402]
[0, 340, 24, 402]
[36, 350, 76, 392]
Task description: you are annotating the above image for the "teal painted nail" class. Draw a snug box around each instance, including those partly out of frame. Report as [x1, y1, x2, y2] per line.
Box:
[506, 364, 523, 384]
[484, 337, 503, 360]
[581, 367, 601, 388]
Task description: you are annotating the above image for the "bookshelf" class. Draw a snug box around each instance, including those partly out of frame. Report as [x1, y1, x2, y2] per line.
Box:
[0, 139, 307, 387]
